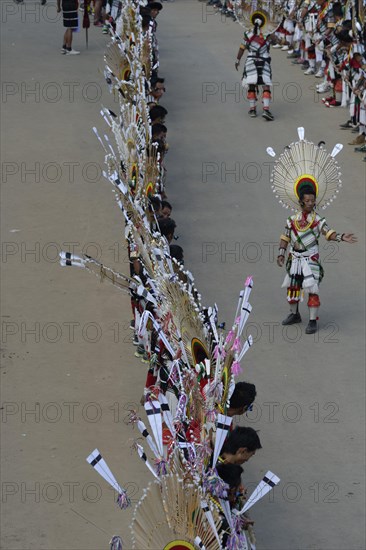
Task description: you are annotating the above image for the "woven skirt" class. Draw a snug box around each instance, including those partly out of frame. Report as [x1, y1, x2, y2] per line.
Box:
[62, 0, 79, 29]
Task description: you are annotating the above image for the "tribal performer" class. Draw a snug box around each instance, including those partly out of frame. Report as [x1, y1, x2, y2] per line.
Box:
[235, 10, 274, 120]
[267, 128, 357, 334]
[61, 2, 283, 548]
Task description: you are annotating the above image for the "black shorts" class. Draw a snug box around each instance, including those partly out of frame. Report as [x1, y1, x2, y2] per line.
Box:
[62, 0, 79, 28]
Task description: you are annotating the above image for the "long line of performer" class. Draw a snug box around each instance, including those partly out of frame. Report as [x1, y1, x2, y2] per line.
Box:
[60, 1, 357, 548]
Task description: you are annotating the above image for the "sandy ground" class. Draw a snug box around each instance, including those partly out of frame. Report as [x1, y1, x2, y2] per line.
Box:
[1, 1, 365, 549]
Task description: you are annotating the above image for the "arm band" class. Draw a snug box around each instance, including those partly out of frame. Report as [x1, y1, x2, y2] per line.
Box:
[278, 248, 286, 257]
[280, 234, 291, 243]
[325, 229, 337, 241]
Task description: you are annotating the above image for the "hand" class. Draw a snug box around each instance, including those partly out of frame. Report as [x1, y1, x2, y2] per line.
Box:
[56, 4, 61, 12]
[277, 255, 285, 267]
[235, 61, 240, 71]
[342, 233, 357, 243]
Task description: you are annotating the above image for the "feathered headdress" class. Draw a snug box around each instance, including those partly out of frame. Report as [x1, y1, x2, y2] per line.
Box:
[266, 127, 343, 210]
[233, 0, 282, 35]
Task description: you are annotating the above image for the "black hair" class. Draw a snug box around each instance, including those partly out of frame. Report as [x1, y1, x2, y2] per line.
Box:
[335, 28, 353, 43]
[331, 3, 343, 18]
[158, 217, 176, 238]
[299, 185, 316, 201]
[147, 1, 163, 9]
[341, 19, 352, 31]
[152, 123, 167, 136]
[229, 381, 257, 409]
[169, 244, 184, 262]
[149, 195, 161, 212]
[222, 427, 262, 454]
[149, 105, 168, 122]
[161, 200, 172, 210]
[151, 76, 165, 86]
[216, 463, 243, 489]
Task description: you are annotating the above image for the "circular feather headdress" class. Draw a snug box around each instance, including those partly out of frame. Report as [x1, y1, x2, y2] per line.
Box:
[233, 0, 283, 35]
[266, 127, 343, 211]
[250, 9, 268, 28]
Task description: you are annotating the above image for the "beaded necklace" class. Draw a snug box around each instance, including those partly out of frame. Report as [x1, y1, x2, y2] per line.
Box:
[294, 210, 316, 232]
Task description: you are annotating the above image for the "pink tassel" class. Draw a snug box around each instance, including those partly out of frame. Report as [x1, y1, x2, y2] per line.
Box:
[110, 536, 123, 550]
[225, 329, 235, 346]
[231, 338, 241, 352]
[214, 344, 227, 359]
[231, 361, 242, 375]
[127, 410, 140, 425]
[245, 276, 253, 287]
[116, 490, 131, 509]
[235, 316, 241, 324]
[202, 468, 229, 498]
[206, 408, 216, 422]
[196, 440, 213, 461]
[155, 458, 168, 476]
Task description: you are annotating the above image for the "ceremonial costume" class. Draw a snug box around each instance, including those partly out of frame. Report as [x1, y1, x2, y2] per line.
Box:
[267, 127, 357, 333]
[235, 7, 276, 120]
[240, 31, 272, 86]
[280, 211, 331, 302]
[62, 0, 79, 29]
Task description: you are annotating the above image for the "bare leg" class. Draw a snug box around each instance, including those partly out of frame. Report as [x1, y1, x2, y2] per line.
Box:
[64, 28, 72, 48]
[93, 0, 103, 23]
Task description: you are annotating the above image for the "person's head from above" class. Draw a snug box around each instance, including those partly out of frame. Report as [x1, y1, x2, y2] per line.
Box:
[170, 244, 184, 264]
[216, 463, 244, 505]
[298, 185, 317, 213]
[335, 27, 353, 45]
[160, 199, 172, 218]
[150, 77, 166, 100]
[158, 217, 176, 243]
[221, 427, 262, 465]
[147, 1, 163, 18]
[148, 195, 162, 219]
[341, 19, 352, 31]
[331, 2, 343, 20]
[149, 105, 168, 124]
[228, 381, 257, 417]
[152, 123, 167, 141]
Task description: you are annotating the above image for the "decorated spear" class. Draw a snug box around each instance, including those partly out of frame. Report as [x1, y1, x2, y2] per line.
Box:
[83, 0, 91, 49]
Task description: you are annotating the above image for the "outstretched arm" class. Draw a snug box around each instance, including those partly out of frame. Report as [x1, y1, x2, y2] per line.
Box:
[341, 233, 358, 243]
[323, 229, 358, 243]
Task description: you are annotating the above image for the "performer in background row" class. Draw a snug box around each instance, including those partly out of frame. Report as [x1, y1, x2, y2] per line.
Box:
[235, 11, 274, 121]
